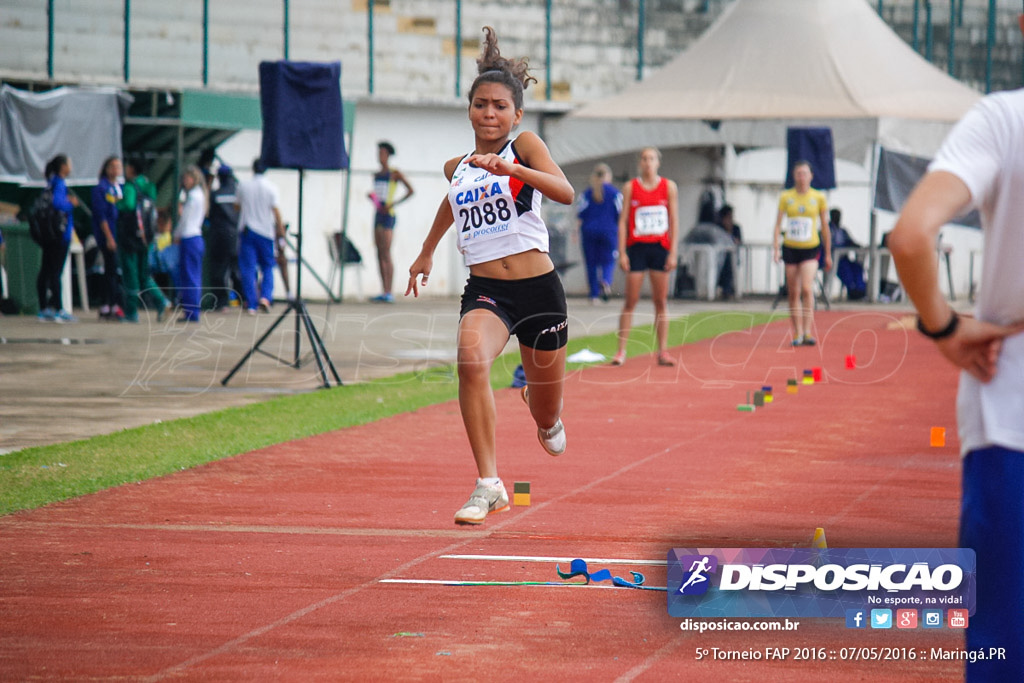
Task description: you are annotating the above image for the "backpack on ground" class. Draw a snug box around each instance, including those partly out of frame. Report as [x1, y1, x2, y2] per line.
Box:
[837, 257, 867, 300]
[27, 189, 66, 247]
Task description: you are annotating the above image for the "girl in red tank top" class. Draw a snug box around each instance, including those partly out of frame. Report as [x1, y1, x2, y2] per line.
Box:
[613, 147, 679, 367]
[626, 176, 672, 250]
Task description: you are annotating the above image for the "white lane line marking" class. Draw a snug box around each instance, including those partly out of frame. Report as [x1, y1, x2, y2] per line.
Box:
[440, 554, 664, 566]
[380, 579, 667, 590]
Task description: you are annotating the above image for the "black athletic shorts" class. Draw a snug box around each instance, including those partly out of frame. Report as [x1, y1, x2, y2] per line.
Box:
[460, 270, 568, 351]
[627, 242, 670, 271]
[374, 212, 396, 230]
[782, 245, 820, 265]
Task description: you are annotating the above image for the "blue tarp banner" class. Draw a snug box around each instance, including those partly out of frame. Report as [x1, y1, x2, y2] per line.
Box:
[258, 61, 348, 171]
[785, 127, 836, 190]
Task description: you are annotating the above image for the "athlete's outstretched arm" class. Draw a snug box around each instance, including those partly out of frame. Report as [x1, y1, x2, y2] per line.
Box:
[465, 131, 574, 205]
[406, 196, 453, 298]
[407, 157, 460, 297]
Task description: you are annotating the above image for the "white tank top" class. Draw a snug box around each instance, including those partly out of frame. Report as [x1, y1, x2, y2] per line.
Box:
[448, 138, 549, 266]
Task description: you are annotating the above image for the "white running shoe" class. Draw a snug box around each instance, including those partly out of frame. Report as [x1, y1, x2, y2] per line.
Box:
[454, 479, 510, 525]
[521, 385, 566, 456]
[537, 419, 566, 456]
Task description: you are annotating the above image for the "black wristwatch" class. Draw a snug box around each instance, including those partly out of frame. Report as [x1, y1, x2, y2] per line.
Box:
[916, 312, 959, 340]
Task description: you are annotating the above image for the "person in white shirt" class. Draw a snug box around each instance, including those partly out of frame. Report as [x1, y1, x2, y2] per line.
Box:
[890, 16, 1024, 679]
[236, 158, 285, 314]
[174, 165, 207, 323]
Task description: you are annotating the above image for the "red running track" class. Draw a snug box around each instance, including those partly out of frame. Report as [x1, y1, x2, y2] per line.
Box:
[0, 311, 968, 681]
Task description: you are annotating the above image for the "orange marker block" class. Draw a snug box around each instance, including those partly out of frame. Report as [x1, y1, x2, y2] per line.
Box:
[930, 427, 946, 448]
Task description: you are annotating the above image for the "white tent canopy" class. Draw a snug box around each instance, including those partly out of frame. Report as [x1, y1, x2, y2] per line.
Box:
[547, 0, 983, 301]
[548, 0, 981, 165]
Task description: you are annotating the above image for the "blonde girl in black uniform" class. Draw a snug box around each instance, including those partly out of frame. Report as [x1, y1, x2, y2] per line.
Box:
[407, 27, 575, 525]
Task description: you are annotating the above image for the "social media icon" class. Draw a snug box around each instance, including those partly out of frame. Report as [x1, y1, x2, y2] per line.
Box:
[871, 609, 892, 629]
[922, 610, 943, 628]
[896, 609, 918, 629]
[846, 609, 867, 629]
[948, 609, 969, 629]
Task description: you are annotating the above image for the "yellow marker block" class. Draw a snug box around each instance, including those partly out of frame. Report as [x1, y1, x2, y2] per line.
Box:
[812, 527, 828, 549]
[930, 427, 946, 448]
[764, 394, 774, 404]
[513, 482, 530, 506]
[802, 376, 814, 385]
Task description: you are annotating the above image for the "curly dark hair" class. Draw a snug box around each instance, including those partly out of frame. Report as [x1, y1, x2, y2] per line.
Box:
[468, 26, 537, 110]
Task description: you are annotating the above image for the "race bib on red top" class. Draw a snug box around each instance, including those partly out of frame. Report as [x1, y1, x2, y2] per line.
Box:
[634, 205, 669, 237]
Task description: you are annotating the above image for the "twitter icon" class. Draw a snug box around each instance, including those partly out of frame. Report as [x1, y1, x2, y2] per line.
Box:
[871, 609, 892, 629]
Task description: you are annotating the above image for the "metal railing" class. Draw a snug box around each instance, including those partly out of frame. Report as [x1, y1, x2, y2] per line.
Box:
[36, 1, 1024, 99]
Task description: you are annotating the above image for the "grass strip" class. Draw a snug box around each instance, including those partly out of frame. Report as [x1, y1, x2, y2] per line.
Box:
[0, 311, 777, 515]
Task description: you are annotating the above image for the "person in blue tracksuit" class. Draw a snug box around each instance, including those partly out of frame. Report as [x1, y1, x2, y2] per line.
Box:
[174, 165, 207, 323]
[37, 154, 80, 322]
[576, 163, 621, 303]
[91, 156, 125, 320]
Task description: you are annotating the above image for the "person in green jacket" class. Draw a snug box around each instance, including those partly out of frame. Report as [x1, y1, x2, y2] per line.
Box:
[117, 158, 171, 322]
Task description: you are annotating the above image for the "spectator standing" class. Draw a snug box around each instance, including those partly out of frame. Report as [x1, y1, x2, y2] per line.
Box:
[91, 156, 125, 320]
[236, 158, 285, 314]
[36, 154, 79, 322]
[369, 141, 414, 302]
[577, 163, 621, 304]
[174, 165, 207, 323]
[207, 164, 241, 311]
[890, 58, 1024, 682]
[117, 159, 170, 322]
[716, 204, 742, 299]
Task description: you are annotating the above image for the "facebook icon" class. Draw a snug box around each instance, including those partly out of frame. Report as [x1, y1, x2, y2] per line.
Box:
[846, 609, 867, 629]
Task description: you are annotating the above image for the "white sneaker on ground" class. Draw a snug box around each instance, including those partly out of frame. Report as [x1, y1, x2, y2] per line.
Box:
[454, 479, 510, 525]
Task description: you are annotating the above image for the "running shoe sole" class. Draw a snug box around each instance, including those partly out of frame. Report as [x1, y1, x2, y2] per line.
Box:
[454, 481, 510, 525]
